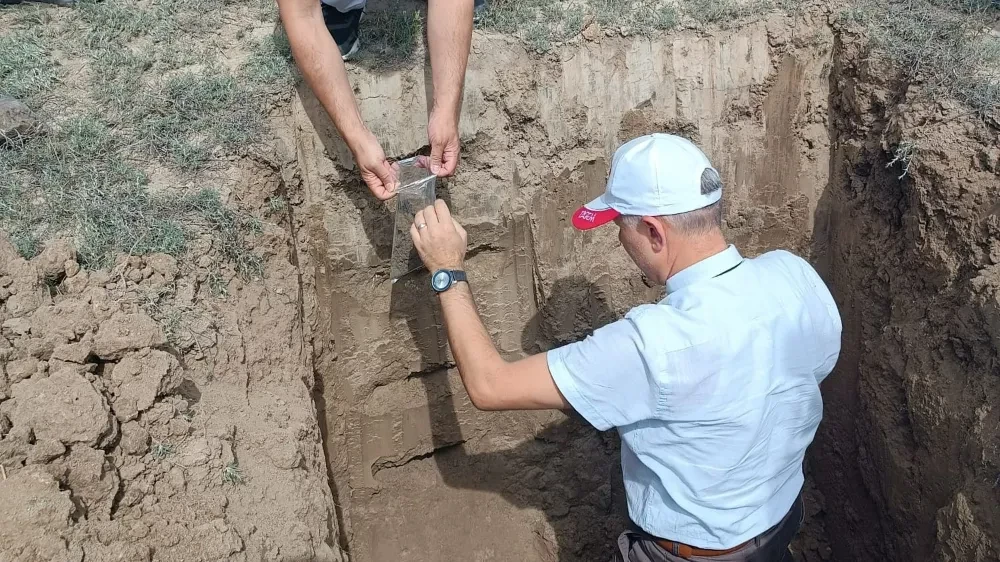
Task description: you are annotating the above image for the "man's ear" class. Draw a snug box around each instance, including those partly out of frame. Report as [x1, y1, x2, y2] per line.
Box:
[641, 216, 667, 252]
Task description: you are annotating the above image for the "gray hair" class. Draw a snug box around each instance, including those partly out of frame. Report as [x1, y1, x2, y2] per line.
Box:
[620, 168, 723, 235]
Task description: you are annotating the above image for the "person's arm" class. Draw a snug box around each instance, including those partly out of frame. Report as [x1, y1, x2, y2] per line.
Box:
[439, 284, 570, 411]
[410, 201, 569, 411]
[425, 0, 474, 177]
[277, 0, 398, 199]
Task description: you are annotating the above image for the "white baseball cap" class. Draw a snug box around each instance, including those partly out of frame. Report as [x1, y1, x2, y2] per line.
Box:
[571, 134, 721, 230]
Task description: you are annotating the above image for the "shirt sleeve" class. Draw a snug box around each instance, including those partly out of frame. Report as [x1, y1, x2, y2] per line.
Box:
[546, 314, 660, 431]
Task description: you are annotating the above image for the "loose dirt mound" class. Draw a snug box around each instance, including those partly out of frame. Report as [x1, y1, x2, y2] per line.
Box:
[0, 230, 342, 561]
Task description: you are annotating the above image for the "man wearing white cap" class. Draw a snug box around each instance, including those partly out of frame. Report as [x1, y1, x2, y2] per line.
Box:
[408, 133, 842, 561]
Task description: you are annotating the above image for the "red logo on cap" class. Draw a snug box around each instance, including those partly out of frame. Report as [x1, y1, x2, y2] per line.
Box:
[571, 206, 620, 230]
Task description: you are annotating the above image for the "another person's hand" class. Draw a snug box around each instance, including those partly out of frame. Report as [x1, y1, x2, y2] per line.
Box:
[351, 131, 399, 200]
[410, 199, 467, 272]
[427, 110, 460, 177]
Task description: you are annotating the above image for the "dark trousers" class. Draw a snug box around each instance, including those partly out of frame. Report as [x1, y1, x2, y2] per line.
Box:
[611, 496, 804, 562]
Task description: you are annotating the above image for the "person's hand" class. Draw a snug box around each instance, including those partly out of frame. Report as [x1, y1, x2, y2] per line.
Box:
[351, 130, 399, 200]
[427, 109, 460, 177]
[410, 199, 467, 272]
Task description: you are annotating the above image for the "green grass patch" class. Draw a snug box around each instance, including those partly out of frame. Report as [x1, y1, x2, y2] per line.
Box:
[89, 47, 153, 113]
[0, 0, 283, 272]
[848, 0, 1000, 114]
[244, 31, 296, 89]
[0, 32, 59, 104]
[130, 68, 263, 169]
[77, 0, 158, 48]
[0, 116, 262, 272]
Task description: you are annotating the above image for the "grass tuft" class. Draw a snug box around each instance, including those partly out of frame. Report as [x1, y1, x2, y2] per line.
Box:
[136, 68, 262, 168]
[0, 116, 263, 272]
[222, 461, 246, 485]
[265, 196, 287, 217]
[186, 189, 264, 279]
[152, 442, 177, 460]
[476, 0, 758, 53]
[78, 0, 157, 48]
[208, 269, 229, 297]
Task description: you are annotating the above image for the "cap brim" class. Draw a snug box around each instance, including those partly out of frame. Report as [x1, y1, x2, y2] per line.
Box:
[571, 197, 620, 230]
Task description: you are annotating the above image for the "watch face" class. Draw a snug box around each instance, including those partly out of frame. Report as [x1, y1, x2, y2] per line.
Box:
[431, 270, 451, 291]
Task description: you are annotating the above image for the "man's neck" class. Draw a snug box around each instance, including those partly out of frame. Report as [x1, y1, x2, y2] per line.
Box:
[667, 232, 729, 281]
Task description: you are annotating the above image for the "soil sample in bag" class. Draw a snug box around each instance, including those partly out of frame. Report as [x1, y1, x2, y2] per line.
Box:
[389, 158, 437, 282]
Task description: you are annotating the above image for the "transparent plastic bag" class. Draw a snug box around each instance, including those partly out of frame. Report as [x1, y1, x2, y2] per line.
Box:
[389, 157, 437, 282]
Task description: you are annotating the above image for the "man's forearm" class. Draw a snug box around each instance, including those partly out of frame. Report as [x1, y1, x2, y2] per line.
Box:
[426, 0, 473, 120]
[278, 0, 368, 147]
[437, 283, 505, 408]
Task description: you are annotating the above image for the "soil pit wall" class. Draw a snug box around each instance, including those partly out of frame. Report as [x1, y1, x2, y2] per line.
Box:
[281, 16, 836, 562]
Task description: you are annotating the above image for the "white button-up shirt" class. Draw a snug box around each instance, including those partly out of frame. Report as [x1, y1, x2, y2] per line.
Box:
[547, 245, 841, 549]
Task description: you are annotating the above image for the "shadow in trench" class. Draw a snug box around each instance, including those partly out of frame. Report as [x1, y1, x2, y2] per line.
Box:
[392, 275, 627, 562]
[802, 31, 896, 562]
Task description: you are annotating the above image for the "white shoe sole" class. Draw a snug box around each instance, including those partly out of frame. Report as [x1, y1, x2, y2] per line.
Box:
[341, 38, 360, 61]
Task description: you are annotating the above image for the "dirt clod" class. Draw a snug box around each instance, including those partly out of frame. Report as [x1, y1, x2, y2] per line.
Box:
[92, 313, 166, 360]
[9, 368, 114, 447]
[0, 468, 76, 559]
[51, 342, 93, 364]
[52, 446, 121, 521]
[27, 439, 66, 464]
[34, 240, 76, 283]
[109, 349, 184, 422]
[0, 96, 38, 146]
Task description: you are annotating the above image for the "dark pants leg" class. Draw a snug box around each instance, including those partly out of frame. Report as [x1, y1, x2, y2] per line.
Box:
[611, 496, 804, 562]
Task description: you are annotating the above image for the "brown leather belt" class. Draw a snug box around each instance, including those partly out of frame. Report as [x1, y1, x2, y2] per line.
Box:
[652, 538, 751, 558]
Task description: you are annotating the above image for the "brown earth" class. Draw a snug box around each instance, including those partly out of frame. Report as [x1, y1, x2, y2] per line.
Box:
[0, 217, 341, 560]
[2, 3, 999, 562]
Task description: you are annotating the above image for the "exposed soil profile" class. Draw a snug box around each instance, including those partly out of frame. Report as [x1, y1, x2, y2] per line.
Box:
[1, 2, 999, 562]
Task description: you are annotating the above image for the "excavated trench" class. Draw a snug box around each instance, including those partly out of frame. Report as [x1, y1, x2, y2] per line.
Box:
[280, 13, 1000, 562]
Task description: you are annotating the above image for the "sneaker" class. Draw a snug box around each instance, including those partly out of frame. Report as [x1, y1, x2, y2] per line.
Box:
[321, 3, 363, 60]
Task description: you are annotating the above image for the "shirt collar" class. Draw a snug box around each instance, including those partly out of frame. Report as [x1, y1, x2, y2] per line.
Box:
[665, 245, 743, 294]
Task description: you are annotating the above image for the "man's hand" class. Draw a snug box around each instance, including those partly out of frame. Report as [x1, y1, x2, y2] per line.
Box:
[278, 0, 391, 200]
[410, 199, 467, 271]
[427, 110, 460, 177]
[426, 0, 472, 177]
[352, 131, 400, 200]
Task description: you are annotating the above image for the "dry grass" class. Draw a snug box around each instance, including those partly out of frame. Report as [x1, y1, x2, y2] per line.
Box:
[848, 0, 1000, 114]
[476, 0, 788, 52]
[356, 9, 426, 70]
[0, 31, 58, 102]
